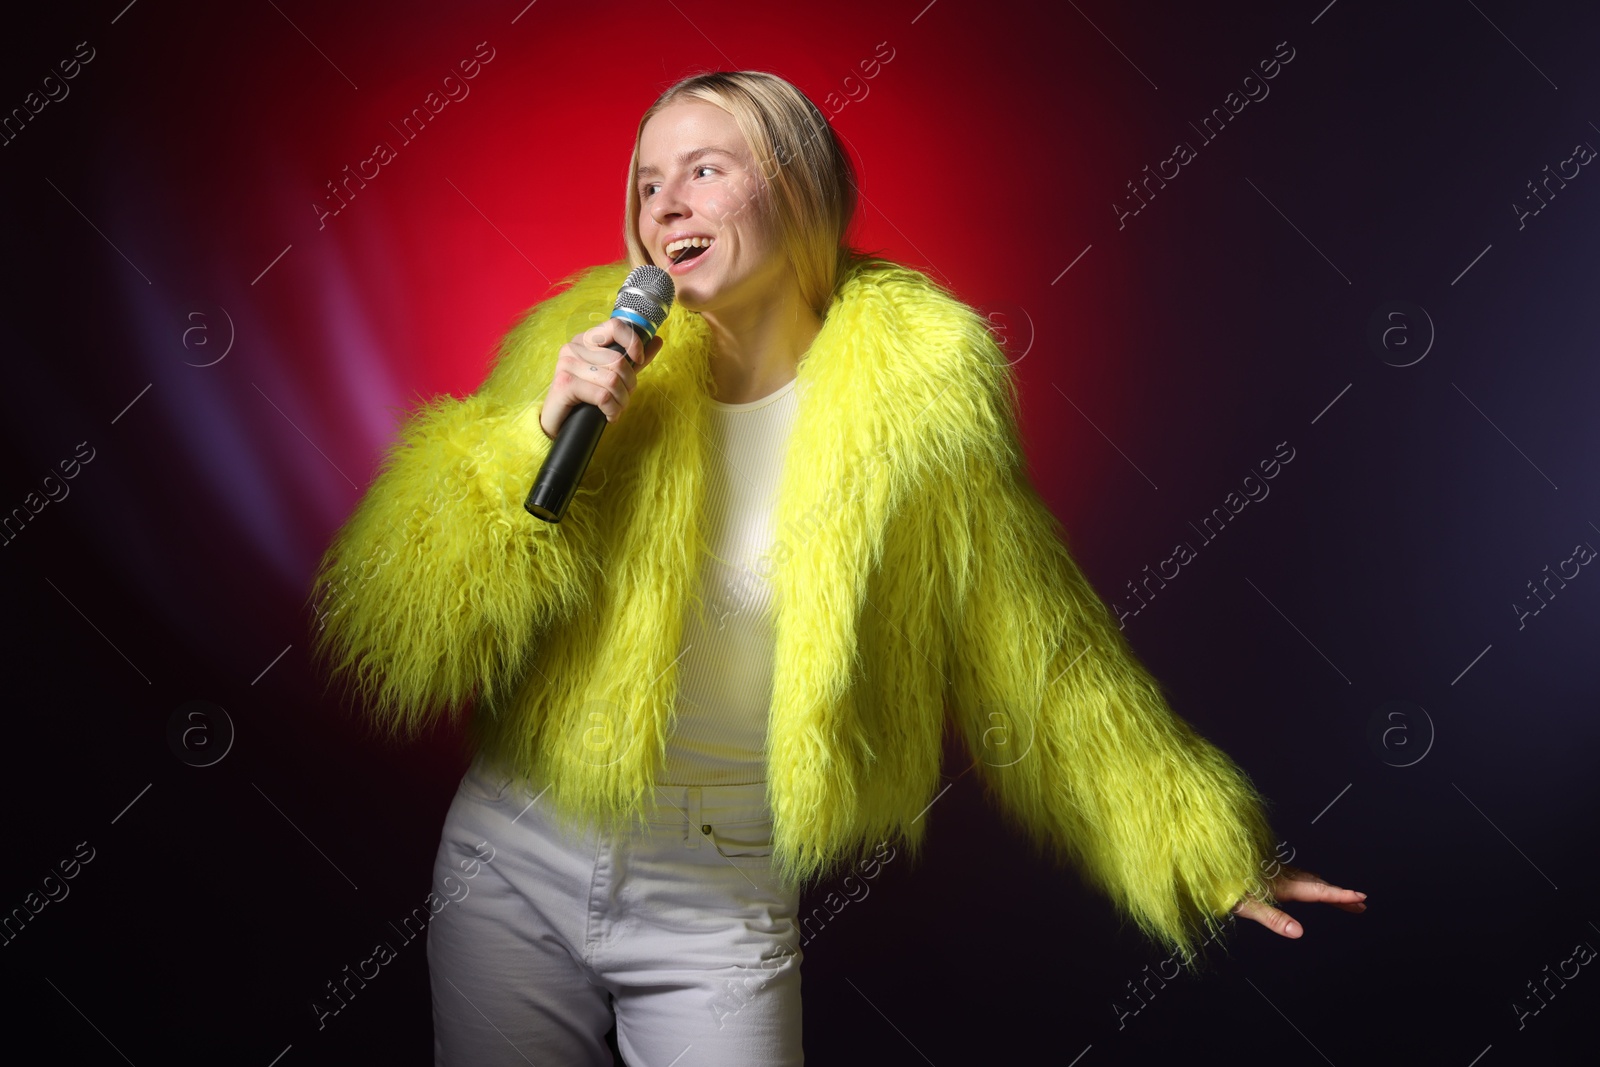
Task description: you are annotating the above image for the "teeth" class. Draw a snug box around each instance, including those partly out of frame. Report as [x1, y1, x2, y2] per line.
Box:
[665, 236, 713, 255]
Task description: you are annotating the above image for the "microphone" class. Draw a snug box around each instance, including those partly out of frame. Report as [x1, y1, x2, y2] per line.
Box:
[523, 264, 676, 522]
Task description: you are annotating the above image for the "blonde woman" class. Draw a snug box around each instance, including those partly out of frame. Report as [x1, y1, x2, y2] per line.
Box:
[310, 69, 1365, 1066]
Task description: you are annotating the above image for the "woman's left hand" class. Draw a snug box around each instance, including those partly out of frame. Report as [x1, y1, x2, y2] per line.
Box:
[1232, 864, 1367, 938]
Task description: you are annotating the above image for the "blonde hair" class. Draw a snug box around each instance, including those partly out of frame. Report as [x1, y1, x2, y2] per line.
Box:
[623, 70, 860, 315]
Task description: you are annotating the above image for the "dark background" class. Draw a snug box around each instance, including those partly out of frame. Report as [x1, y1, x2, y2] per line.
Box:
[2, 0, 1596, 1063]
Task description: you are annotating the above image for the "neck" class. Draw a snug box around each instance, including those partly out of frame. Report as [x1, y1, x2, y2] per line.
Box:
[699, 277, 822, 405]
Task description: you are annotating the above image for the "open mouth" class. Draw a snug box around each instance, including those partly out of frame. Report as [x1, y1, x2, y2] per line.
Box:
[666, 238, 715, 272]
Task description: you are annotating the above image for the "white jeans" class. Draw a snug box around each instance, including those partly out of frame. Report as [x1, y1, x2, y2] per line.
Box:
[427, 754, 805, 1065]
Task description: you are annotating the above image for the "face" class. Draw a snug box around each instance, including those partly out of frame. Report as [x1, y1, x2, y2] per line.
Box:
[635, 100, 790, 314]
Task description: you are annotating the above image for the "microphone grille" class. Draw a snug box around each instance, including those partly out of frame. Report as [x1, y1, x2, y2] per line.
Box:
[615, 264, 675, 327]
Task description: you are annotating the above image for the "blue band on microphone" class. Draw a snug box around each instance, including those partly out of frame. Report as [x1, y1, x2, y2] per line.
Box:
[610, 307, 658, 343]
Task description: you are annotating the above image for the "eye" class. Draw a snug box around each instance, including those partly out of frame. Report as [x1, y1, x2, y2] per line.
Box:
[640, 164, 719, 199]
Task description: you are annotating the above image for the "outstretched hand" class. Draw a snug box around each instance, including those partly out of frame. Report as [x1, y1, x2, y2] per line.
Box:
[1232, 864, 1367, 938]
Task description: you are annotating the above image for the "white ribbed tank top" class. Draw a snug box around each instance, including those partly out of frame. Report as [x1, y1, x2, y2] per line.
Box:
[657, 374, 802, 786]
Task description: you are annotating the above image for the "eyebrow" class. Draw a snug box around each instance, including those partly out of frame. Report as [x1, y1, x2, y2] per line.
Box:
[636, 146, 736, 179]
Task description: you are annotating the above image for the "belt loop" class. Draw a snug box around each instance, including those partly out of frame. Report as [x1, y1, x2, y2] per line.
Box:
[687, 786, 702, 849]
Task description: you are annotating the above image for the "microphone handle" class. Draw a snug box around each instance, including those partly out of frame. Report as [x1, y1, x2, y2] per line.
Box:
[523, 338, 629, 523]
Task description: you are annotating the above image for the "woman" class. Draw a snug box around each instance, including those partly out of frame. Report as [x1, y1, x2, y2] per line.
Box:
[310, 70, 1365, 1066]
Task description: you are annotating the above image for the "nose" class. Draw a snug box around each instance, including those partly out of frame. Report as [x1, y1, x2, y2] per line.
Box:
[649, 177, 690, 227]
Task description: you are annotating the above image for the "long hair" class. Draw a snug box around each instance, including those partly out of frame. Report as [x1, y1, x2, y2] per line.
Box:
[623, 70, 860, 316]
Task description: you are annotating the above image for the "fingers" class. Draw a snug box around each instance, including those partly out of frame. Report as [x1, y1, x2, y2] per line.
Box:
[1233, 871, 1371, 940]
[608, 321, 666, 370]
[566, 331, 630, 413]
[1273, 871, 1368, 906]
[543, 358, 619, 432]
[643, 333, 665, 367]
[543, 322, 667, 436]
[1234, 897, 1303, 939]
[551, 325, 649, 427]
[587, 319, 651, 369]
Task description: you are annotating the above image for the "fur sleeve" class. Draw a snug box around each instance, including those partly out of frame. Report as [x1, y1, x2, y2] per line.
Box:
[308, 263, 625, 738]
[936, 310, 1279, 970]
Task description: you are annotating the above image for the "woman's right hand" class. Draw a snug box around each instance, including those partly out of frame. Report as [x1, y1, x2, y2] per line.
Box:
[538, 319, 665, 440]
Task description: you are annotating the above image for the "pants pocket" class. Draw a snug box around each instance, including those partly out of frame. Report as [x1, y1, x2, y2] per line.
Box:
[704, 819, 775, 861]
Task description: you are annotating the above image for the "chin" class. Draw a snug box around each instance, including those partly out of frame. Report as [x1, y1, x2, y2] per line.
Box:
[669, 276, 720, 311]
[669, 277, 706, 302]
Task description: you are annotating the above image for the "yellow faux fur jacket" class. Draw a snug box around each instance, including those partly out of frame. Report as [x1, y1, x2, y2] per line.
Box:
[309, 255, 1279, 965]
